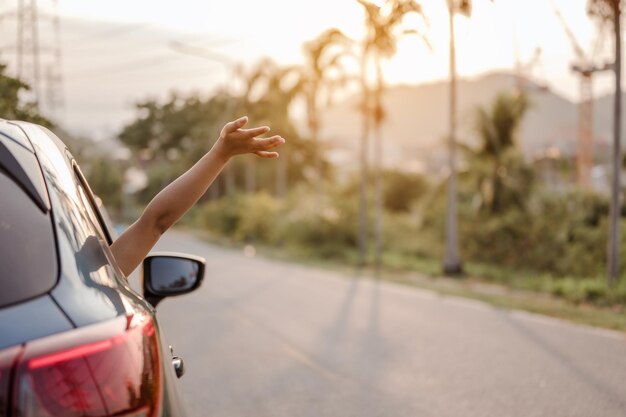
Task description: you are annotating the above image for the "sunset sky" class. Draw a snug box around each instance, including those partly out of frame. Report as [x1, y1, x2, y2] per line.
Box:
[0, 0, 617, 135]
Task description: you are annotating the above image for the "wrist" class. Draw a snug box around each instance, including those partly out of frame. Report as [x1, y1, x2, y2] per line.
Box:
[211, 138, 232, 163]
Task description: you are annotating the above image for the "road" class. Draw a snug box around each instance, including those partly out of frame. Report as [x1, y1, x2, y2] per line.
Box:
[150, 230, 626, 417]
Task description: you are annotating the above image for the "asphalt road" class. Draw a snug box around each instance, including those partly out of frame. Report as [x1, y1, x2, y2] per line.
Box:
[149, 230, 626, 417]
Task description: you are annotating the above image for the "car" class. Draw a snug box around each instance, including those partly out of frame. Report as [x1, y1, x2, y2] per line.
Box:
[0, 119, 203, 417]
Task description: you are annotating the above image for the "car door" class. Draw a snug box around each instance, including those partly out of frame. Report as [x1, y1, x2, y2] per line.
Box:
[70, 158, 189, 417]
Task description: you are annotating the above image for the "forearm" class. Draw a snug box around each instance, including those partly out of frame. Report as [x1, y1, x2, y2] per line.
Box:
[111, 144, 229, 276]
[110, 116, 283, 277]
[144, 143, 229, 234]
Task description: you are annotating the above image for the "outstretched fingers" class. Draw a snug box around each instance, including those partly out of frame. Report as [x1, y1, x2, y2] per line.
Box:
[219, 117, 285, 158]
[253, 135, 285, 151]
[240, 125, 271, 138]
[254, 150, 280, 158]
[224, 116, 249, 134]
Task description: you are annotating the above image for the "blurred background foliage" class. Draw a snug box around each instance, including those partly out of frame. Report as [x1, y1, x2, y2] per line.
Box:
[0, 63, 52, 127]
[2, 1, 625, 311]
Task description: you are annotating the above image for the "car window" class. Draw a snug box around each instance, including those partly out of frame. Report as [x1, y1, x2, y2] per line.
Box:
[73, 166, 128, 282]
[29, 126, 120, 291]
[76, 174, 108, 244]
[0, 170, 57, 308]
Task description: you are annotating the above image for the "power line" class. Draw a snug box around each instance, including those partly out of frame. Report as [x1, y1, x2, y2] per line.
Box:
[62, 21, 150, 44]
[65, 50, 200, 79]
[65, 38, 237, 80]
[169, 41, 235, 66]
[62, 24, 237, 54]
[44, 0, 63, 118]
[66, 66, 221, 85]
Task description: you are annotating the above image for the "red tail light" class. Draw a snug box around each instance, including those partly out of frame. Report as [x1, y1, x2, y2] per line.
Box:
[0, 346, 22, 416]
[12, 312, 162, 417]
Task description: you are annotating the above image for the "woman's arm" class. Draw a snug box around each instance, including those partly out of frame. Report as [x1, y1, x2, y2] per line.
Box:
[110, 116, 284, 276]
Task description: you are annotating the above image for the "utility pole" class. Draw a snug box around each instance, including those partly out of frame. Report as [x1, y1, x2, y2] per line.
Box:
[607, 0, 622, 285]
[443, 0, 462, 275]
[16, 0, 42, 107]
[373, 57, 384, 273]
[585, 0, 622, 285]
[358, 51, 370, 267]
[44, 0, 64, 119]
[1, 0, 64, 118]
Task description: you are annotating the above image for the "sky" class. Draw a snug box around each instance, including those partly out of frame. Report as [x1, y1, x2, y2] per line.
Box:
[0, 0, 617, 136]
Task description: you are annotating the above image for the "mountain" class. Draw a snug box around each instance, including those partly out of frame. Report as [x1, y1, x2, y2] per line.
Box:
[318, 72, 617, 173]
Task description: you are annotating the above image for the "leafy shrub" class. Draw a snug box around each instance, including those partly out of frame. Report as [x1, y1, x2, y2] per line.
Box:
[201, 195, 246, 236]
[191, 181, 626, 307]
[233, 193, 282, 242]
[275, 190, 359, 259]
[383, 170, 429, 212]
[458, 188, 616, 278]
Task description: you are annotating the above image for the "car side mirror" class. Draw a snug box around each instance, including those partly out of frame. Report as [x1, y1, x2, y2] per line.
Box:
[142, 252, 205, 308]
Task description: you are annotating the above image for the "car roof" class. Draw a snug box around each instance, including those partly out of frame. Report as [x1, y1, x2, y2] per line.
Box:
[0, 119, 51, 212]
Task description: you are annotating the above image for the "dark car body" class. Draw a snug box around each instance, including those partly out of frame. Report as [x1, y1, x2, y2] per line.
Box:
[0, 119, 194, 417]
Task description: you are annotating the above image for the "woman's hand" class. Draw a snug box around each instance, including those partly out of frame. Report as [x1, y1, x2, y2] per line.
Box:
[111, 115, 285, 277]
[213, 116, 285, 161]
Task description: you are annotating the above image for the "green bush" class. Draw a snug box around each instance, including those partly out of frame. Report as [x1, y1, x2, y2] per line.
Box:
[190, 182, 626, 307]
[383, 170, 429, 212]
[234, 193, 282, 243]
[457, 188, 616, 278]
[201, 195, 246, 236]
[276, 190, 359, 259]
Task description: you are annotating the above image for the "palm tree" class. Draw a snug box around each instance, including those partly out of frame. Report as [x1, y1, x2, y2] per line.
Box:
[588, 0, 622, 285]
[232, 58, 291, 196]
[443, 0, 493, 274]
[239, 59, 308, 197]
[262, 65, 303, 197]
[233, 59, 277, 194]
[301, 29, 353, 191]
[469, 92, 530, 214]
[356, 0, 427, 270]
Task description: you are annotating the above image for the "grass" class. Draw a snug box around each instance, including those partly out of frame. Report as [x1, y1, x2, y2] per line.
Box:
[384, 274, 626, 332]
[182, 227, 626, 333]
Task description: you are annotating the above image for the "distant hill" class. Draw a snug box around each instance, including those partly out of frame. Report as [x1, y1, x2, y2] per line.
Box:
[318, 72, 619, 172]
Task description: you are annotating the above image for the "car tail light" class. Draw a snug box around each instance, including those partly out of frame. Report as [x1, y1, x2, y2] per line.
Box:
[12, 312, 162, 417]
[0, 346, 22, 416]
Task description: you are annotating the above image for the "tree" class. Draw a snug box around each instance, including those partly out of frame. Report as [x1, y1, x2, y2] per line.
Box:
[587, 0, 622, 285]
[383, 170, 429, 212]
[0, 63, 51, 127]
[119, 76, 322, 203]
[301, 28, 353, 193]
[119, 94, 228, 203]
[233, 59, 276, 194]
[85, 157, 125, 215]
[356, 0, 427, 269]
[468, 92, 533, 214]
[234, 58, 303, 197]
[443, 0, 493, 275]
